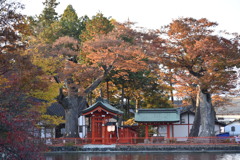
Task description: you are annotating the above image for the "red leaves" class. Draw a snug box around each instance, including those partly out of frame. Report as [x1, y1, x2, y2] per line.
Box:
[0, 108, 46, 160]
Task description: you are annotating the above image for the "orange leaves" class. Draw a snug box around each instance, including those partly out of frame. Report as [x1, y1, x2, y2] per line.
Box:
[212, 95, 232, 108]
[53, 36, 80, 56]
[82, 29, 147, 73]
[157, 17, 240, 94]
[168, 19, 191, 39]
[53, 36, 79, 49]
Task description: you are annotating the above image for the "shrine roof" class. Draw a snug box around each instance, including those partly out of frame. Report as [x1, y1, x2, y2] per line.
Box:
[47, 103, 65, 117]
[134, 108, 180, 123]
[82, 100, 123, 115]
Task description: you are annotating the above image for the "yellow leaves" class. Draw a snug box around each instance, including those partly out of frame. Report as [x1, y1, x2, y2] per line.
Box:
[32, 54, 63, 76]
[29, 82, 62, 102]
[123, 118, 137, 126]
[40, 114, 65, 126]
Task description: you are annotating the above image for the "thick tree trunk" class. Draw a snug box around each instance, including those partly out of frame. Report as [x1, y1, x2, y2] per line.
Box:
[64, 96, 87, 138]
[199, 91, 215, 137]
[189, 105, 201, 137]
[65, 100, 79, 137]
[189, 89, 201, 137]
[57, 65, 113, 138]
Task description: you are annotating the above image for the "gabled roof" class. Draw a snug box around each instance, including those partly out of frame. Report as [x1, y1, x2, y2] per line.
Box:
[82, 100, 123, 115]
[225, 119, 240, 126]
[134, 108, 180, 123]
[47, 103, 65, 117]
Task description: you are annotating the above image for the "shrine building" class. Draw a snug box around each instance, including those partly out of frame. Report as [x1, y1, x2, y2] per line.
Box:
[81, 98, 137, 144]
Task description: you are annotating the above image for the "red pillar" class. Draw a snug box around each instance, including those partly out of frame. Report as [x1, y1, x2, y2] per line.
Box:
[92, 117, 95, 143]
[167, 124, 170, 138]
[145, 125, 149, 139]
[102, 118, 105, 144]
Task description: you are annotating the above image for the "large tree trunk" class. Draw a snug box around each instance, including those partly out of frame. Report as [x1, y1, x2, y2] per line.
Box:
[62, 96, 87, 138]
[199, 90, 215, 137]
[64, 97, 79, 137]
[189, 105, 201, 137]
[57, 66, 113, 138]
[57, 66, 113, 137]
[189, 89, 201, 137]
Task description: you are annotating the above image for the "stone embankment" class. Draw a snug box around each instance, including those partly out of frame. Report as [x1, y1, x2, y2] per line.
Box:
[48, 144, 240, 153]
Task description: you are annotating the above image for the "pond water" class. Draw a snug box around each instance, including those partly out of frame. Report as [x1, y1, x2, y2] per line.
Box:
[44, 152, 240, 160]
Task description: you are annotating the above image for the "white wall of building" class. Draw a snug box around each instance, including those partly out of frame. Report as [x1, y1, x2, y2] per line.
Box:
[173, 113, 194, 139]
[225, 121, 240, 136]
[172, 113, 223, 138]
[78, 116, 87, 138]
[41, 127, 55, 138]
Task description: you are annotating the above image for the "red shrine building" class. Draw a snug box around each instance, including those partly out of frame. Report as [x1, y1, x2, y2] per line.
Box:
[81, 99, 137, 144]
[79, 98, 182, 144]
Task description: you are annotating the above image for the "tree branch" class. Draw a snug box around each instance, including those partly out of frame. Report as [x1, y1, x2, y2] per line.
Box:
[57, 88, 69, 109]
[84, 65, 114, 95]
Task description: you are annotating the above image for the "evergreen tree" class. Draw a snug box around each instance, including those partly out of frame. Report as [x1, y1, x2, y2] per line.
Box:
[57, 5, 82, 40]
[80, 13, 114, 42]
[36, 0, 60, 43]
[39, 0, 59, 27]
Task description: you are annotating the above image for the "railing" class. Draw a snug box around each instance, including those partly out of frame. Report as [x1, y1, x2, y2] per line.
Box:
[44, 136, 238, 146]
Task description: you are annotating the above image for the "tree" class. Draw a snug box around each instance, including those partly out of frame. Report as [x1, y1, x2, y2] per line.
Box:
[0, 0, 47, 159]
[29, 9, 117, 137]
[111, 70, 172, 110]
[57, 5, 82, 40]
[80, 13, 114, 42]
[33, 0, 60, 43]
[155, 18, 240, 136]
[51, 21, 147, 137]
[38, 0, 59, 27]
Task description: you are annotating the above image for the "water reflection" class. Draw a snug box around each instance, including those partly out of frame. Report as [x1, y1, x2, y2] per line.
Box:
[45, 152, 240, 160]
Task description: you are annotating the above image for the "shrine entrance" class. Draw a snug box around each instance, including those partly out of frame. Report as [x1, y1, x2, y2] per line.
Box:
[82, 99, 123, 144]
[92, 114, 104, 144]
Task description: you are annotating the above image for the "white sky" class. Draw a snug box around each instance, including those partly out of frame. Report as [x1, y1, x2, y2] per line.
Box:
[19, 0, 240, 33]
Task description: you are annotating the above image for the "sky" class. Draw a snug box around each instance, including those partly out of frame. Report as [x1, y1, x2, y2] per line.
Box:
[19, 0, 240, 33]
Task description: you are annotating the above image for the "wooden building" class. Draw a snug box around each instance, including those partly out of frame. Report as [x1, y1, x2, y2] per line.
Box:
[82, 99, 137, 144]
[134, 108, 180, 141]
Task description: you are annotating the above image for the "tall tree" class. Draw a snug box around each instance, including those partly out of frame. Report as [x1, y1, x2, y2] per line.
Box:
[36, 0, 60, 43]
[0, 0, 47, 159]
[53, 22, 147, 137]
[38, 0, 59, 27]
[58, 5, 82, 40]
[80, 13, 114, 42]
[155, 18, 240, 136]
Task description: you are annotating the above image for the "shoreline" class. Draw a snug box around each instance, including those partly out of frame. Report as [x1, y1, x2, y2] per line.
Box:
[46, 144, 240, 153]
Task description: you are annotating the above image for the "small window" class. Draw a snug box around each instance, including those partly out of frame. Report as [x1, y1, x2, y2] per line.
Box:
[79, 126, 83, 132]
[218, 117, 224, 120]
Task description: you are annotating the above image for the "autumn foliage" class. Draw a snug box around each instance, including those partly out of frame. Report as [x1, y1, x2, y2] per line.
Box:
[1, 2, 240, 157]
[0, 0, 47, 159]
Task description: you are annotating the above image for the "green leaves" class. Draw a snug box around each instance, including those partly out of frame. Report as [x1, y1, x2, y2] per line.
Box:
[58, 5, 82, 40]
[80, 13, 114, 42]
